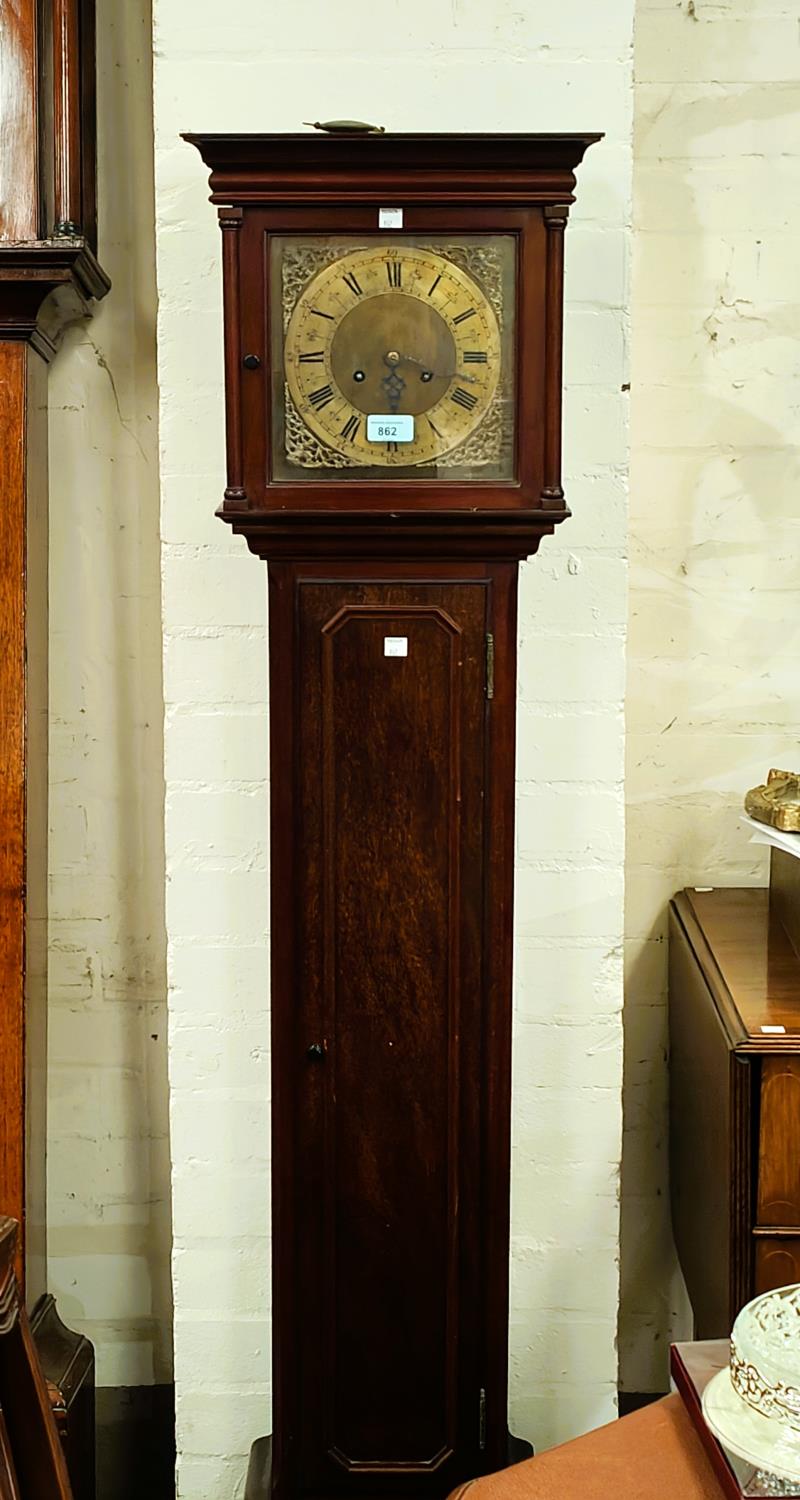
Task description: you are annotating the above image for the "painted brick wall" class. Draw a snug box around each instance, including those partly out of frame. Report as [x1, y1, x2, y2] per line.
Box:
[46, 0, 172, 1387]
[623, 0, 800, 1393]
[151, 4, 633, 1492]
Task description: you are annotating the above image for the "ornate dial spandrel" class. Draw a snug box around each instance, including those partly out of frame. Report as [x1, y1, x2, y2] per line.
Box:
[269, 234, 516, 483]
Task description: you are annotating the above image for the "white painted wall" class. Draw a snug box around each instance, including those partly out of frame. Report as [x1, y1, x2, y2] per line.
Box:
[46, 0, 172, 1387]
[152, 4, 632, 1494]
[622, 0, 800, 1393]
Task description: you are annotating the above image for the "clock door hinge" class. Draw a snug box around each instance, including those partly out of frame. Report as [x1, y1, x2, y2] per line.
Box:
[485, 634, 495, 700]
[479, 1387, 487, 1450]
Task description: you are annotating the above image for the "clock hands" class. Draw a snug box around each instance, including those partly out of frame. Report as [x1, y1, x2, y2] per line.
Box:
[391, 351, 480, 385]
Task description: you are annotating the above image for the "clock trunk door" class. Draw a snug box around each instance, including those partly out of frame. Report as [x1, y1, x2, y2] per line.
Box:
[292, 578, 489, 1496]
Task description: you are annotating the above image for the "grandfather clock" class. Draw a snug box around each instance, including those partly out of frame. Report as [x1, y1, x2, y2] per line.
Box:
[186, 129, 599, 1500]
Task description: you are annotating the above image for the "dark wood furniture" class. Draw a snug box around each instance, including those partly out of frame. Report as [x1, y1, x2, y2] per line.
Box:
[0, 1217, 74, 1500]
[446, 1395, 724, 1500]
[0, 6, 108, 1496]
[669, 859, 800, 1339]
[187, 129, 600, 1500]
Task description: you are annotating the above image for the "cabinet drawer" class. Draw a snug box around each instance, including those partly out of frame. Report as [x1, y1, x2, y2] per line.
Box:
[755, 1236, 800, 1293]
[757, 1056, 800, 1225]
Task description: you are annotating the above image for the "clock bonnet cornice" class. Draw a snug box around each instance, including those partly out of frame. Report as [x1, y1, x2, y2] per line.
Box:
[186, 129, 600, 1500]
[185, 131, 600, 560]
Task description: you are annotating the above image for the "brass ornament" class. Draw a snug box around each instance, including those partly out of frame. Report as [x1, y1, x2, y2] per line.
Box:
[745, 769, 800, 833]
[302, 120, 385, 135]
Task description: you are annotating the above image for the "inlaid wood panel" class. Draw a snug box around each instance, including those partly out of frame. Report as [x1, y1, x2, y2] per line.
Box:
[755, 1237, 800, 1295]
[757, 1057, 800, 1225]
[293, 579, 488, 1494]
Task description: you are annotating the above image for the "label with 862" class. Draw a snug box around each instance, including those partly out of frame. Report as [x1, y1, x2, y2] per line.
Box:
[366, 414, 415, 443]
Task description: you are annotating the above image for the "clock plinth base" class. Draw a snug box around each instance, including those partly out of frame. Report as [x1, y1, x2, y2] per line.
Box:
[245, 1434, 272, 1500]
[243, 1432, 534, 1499]
[507, 1432, 534, 1464]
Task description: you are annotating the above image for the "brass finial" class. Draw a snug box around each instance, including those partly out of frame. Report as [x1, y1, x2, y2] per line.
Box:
[303, 120, 386, 135]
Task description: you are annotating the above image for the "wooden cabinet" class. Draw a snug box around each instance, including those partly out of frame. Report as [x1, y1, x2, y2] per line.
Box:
[669, 881, 800, 1337]
[186, 130, 600, 1499]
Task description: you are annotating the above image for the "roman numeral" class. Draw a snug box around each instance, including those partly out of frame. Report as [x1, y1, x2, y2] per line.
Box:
[298, 350, 325, 363]
[343, 271, 363, 296]
[451, 386, 478, 412]
[386, 441, 399, 453]
[453, 307, 476, 325]
[427, 274, 442, 297]
[308, 384, 335, 410]
[386, 260, 402, 288]
[341, 414, 360, 442]
[311, 307, 335, 320]
[463, 350, 488, 363]
[427, 417, 443, 438]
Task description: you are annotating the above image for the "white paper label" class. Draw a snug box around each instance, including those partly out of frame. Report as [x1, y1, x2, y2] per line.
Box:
[384, 637, 408, 657]
[761, 1025, 786, 1034]
[379, 207, 403, 228]
[367, 414, 414, 443]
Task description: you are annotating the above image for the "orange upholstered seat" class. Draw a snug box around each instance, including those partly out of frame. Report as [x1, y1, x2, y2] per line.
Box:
[451, 1395, 724, 1500]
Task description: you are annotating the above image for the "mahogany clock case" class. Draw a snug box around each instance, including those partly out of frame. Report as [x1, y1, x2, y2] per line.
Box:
[185, 132, 601, 1500]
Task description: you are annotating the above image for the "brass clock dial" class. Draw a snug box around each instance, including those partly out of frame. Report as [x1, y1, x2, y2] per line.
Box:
[283, 245, 501, 469]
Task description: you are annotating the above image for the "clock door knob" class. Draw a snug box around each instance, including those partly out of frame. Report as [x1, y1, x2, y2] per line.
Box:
[306, 1042, 326, 1061]
[243, 353, 261, 370]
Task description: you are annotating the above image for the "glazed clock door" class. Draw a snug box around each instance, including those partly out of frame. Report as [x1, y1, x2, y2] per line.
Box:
[291, 577, 490, 1496]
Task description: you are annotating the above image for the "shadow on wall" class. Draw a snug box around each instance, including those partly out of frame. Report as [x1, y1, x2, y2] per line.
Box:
[621, 48, 799, 1394]
[46, 0, 173, 1406]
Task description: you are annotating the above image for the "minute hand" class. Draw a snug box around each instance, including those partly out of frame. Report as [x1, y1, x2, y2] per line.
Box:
[396, 352, 480, 385]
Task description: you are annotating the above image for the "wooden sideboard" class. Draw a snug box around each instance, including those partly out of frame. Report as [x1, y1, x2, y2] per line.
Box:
[669, 855, 800, 1338]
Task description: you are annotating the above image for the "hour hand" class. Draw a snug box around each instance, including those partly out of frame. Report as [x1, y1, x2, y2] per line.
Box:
[396, 352, 479, 385]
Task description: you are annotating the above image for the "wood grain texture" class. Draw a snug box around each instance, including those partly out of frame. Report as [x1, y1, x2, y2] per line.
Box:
[684, 888, 800, 1047]
[185, 131, 601, 206]
[261, 562, 523, 1500]
[0, 1219, 74, 1499]
[0, 345, 49, 1301]
[0, 0, 98, 244]
[30, 1297, 94, 1500]
[288, 576, 488, 1494]
[0, 346, 27, 1279]
[541, 207, 568, 503]
[771, 848, 800, 962]
[0, 0, 39, 240]
[670, 888, 800, 1337]
[668, 905, 753, 1337]
[53, 0, 82, 232]
[220, 208, 246, 505]
[757, 1056, 800, 1225]
[755, 1237, 800, 1294]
